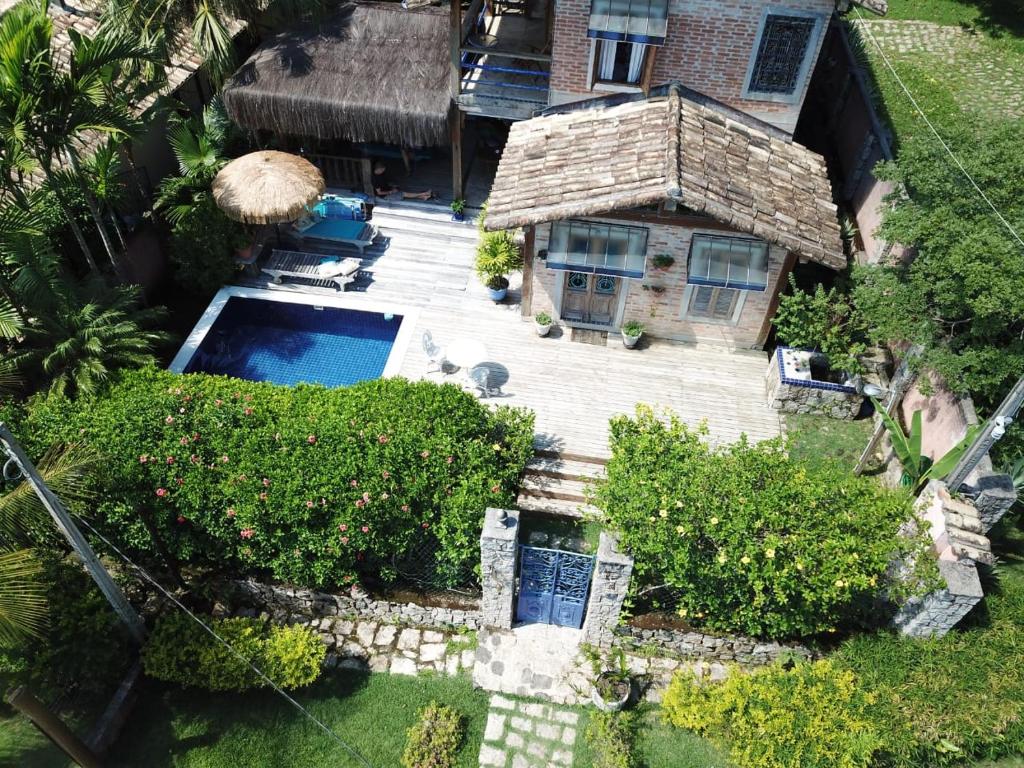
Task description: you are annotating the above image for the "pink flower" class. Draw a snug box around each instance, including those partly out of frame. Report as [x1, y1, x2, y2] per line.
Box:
[307, 434, 317, 444]
[166, 456, 175, 465]
[446, 456, 454, 464]
[165, 416, 174, 425]
[259, 492, 268, 501]
[378, 434, 389, 444]
[306, 500, 315, 508]
[139, 455, 148, 463]
[244, 407, 254, 416]
[355, 499, 366, 508]
[215, 399, 223, 406]
[361, 525, 369, 533]
[422, 522, 429, 529]
[244, 394, 253, 402]
[340, 536, 349, 544]
[262, 478, 271, 487]
[176, 515, 186, 524]
[226, 508, 236, 517]
[362, 492, 370, 502]
[338, 524, 348, 532]
[490, 484, 501, 493]
[420, 450, 430, 458]
[176, 477, 184, 486]
[183, 395, 192, 402]
[156, 488, 167, 497]
[380, 492, 389, 500]
[221, 455, 229, 463]
[350, 480, 359, 487]
[240, 528, 254, 539]
[192, 433, 201, 442]
[382, 470, 390, 479]
[401, 505, 410, 513]
[179, 437, 189, 446]
[190, 454, 199, 464]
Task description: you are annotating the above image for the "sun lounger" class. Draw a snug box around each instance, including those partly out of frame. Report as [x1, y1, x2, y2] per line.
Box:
[263, 250, 362, 291]
[292, 217, 380, 253]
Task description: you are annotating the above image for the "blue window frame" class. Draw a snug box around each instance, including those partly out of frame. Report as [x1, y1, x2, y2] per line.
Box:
[547, 220, 648, 279]
[587, 0, 668, 46]
[687, 235, 769, 292]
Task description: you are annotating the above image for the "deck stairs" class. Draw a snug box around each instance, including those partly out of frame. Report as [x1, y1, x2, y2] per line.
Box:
[515, 450, 607, 519]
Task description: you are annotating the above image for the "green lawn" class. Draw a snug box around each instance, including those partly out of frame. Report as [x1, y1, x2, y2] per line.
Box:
[0, 709, 72, 768]
[572, 707, 732, 768]
[104, 671, 489, 768]
[784, 413, 874, 471]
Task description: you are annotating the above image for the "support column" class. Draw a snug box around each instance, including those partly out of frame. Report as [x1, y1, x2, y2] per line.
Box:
[581, 532, 633, 648]
[480, 507, 519, 629]
[521, 225, 535, 317]
[450, 107, 464, 202]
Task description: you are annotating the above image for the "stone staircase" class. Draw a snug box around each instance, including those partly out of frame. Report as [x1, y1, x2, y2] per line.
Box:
[515, 450, 607, 519]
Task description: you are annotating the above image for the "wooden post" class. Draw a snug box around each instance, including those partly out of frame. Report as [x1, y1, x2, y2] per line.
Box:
[640, 47, 658, 95]
[450, 107, 464, 201]
[521, 225, 535, 317]
[7, 687, 103, 768]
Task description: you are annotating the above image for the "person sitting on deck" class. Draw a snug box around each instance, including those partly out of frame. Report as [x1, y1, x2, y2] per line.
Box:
[373, 162, 433, 200]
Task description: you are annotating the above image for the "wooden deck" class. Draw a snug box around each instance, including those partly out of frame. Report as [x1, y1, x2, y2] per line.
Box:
[240, 202, 782, 459]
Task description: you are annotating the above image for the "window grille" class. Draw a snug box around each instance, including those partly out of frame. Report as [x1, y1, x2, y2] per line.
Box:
[587, 0, 668, 45]
[687, 235, 769, 291]
[748, 14, 816, 95]
[547, 220, 649, 278]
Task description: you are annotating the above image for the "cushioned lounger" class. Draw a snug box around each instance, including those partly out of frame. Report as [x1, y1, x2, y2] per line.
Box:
[262, 250, 362, 291]
[294, 219, 379, 253]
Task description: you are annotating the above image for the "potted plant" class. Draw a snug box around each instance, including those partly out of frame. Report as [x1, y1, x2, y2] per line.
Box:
[475, 229, 522, 302]
[651, 254, 674, 272]
[534, 312, 553, 337]
[621, 320, 644, 349]
[583, 645, 632, 712]
[450, 198, 466, 222]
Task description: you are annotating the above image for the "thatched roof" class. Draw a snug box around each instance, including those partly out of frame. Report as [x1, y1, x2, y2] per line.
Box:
[485, 84, 844, 270]
[222, 3, 452, 148]
[213, 151, 325, 224]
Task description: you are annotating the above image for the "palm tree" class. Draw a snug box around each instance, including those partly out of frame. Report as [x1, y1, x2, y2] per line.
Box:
[0, 443, 98, 643]
[12, 282, 171, 398]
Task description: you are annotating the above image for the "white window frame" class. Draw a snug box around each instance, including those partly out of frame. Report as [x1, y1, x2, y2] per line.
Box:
[680, 284, 747, 326]
[588, 39, 647, 93]
[741, 7, 826, 105]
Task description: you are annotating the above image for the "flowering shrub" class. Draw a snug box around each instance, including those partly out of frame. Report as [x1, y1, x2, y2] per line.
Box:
[142, 613, 325, 691]
[662, 661, 883, 768]
[594, 406, 931, 639]
[25, 367, 534, 587]
[400, 701, 464, 768]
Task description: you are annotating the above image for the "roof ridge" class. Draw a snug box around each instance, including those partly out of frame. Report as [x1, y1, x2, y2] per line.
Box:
[664, 87, 682, 201]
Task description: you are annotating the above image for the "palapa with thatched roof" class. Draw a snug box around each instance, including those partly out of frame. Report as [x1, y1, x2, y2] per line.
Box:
[213, 151, 325, 224]
[221, 2, 452, 149]
[485, 83, 845, 270]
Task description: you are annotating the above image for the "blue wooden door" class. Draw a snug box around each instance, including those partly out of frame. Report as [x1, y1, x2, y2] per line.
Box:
[516, 546, 594, 629]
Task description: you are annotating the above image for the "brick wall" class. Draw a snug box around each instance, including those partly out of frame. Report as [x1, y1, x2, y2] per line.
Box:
[549, 0, 836, 134]
[532, 217, 789, 349]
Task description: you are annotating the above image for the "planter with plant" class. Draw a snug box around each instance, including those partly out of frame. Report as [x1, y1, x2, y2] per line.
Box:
[534, 312, 552, 337]
[475, 229, 522, 302]
[583, 645, 633, 712]
[450, 198, 466, 222]
[651, 254, 674, 272]
[621, 320, 644, 349]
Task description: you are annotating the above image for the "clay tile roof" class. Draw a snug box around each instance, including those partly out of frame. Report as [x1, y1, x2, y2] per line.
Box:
[485, 84, 845, 270]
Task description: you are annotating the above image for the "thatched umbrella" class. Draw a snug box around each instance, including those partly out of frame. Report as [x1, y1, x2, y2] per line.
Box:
[212, 150, 325, 225]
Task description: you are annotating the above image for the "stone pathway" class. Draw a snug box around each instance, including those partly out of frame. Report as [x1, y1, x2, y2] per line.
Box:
[473, 624, 589, 704]
[478, 694, 580, 768]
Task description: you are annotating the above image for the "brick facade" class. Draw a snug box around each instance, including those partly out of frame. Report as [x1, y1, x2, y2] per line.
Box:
[530, 216, 791, 349]
[549, 0, 836, 134]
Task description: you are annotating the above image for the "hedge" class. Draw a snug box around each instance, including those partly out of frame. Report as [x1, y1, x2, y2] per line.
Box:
[142, 613, 325, 691]
[22, 367, 534, 587]
[594, 405, 933, 639]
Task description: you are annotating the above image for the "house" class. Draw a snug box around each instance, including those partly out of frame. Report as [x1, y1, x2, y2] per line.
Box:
[484, 83, 844, 348]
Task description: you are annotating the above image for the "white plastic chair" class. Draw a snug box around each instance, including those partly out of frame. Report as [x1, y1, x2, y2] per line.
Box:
[422, 330, 448, 373]
[469, 365, 502, 398]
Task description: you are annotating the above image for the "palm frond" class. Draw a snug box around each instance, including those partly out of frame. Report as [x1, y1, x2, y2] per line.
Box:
[0, 549, 47, 643]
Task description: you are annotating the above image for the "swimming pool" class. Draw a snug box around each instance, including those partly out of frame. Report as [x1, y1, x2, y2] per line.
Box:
[170, 288, 415, 388]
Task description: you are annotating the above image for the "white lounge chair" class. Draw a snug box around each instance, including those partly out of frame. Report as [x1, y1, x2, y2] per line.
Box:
[262, 250, 362, 291]
[422, 330, 449, 373]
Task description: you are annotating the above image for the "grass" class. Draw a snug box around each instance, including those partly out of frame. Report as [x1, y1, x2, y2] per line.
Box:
[104, 671, 490, 768]
[0, 710, 74, 768]
[572, 707, 732, 768]
[784, 413, 874, 471]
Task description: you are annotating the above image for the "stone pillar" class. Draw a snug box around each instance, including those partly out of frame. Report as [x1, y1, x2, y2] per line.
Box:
[479, 507, 518, 630]
[894, 559, 983, 638]
[972, 473, 1018, 532]
[581, 532, 634, 648]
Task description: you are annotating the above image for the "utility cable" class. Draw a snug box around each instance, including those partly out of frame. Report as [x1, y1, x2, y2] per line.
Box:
[852, 8, 1024, 251]
[70, 514, 375, 768]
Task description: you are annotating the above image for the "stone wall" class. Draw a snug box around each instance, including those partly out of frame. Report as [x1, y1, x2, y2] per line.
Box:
[765, 347, 862, 419]
[580, 533, 634, 647]
[893, 559, 983, 639]
[214, 579, 480, 631]
[480, 507, 519, 629]
[615, 626, 814, 666]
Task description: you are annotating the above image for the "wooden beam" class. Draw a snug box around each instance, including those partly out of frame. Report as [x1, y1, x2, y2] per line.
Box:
[459, 47, 552, 62]
[521, 225, 535, 317]
[450, 107, 464, 201]
[754, 251, 798, 349]
[640, 46, 657, 95]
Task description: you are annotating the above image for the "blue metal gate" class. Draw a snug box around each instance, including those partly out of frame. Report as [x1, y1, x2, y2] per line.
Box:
[516, 546, 594, 629]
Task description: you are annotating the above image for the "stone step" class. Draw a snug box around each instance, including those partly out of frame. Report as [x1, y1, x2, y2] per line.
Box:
[525, 455, 606, 483]
[520, 473, 592, 502]
[514, 493, 601, 519]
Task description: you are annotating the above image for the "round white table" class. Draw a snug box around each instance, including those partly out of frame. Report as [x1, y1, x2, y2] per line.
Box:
[446, 338, 489, 370]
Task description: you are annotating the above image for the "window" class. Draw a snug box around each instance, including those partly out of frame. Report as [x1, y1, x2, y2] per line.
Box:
[588, 0, 668, 45]
[685, 286, 741, 322]
[547, 220, 648, 278]
[594, 39, 648, 85]
[687, 235, 769, 292]
[746, 13, 819, 97]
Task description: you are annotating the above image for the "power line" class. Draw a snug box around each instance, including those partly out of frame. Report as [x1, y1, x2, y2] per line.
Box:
[71, 514, 375, 768]
[852, 9, 1024, 251]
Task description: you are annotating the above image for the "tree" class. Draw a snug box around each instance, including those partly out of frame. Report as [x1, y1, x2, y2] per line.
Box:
[853, 116, 1024, 405]
[773, 274, 867, 374]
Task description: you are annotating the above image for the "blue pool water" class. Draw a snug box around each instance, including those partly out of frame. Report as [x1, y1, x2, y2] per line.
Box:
[184, 297, 402, 387]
